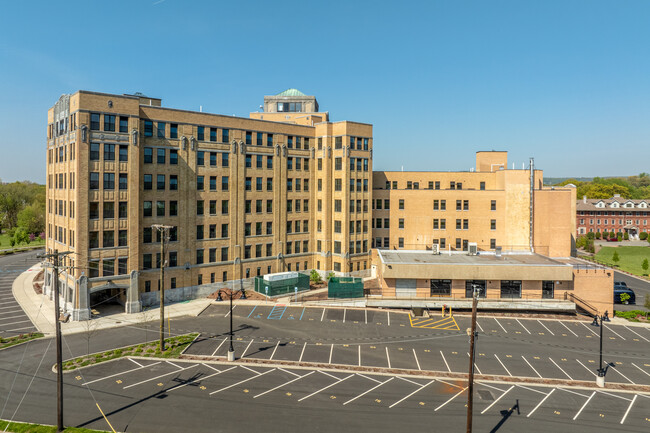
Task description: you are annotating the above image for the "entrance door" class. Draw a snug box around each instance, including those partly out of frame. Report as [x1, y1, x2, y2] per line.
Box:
[465, 280, 486, 298]
[542, 281, 554, 299]
[395, 279, 417, 298]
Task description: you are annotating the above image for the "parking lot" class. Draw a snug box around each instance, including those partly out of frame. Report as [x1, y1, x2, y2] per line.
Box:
[0, 250, 40, 337]
[193, 304, 650, 386]
[68, 357, 650, 432]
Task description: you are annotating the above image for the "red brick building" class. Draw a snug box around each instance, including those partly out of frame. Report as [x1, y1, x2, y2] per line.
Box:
[576, 195, 649, 238]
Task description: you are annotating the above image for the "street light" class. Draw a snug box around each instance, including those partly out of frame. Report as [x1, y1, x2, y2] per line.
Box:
[223, 251, 247, 362]
[591, 311, 610, 387]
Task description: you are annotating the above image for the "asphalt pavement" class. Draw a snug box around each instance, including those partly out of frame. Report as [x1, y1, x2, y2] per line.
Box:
[0, 249, 42, 337]
[614, 270, 650, 311]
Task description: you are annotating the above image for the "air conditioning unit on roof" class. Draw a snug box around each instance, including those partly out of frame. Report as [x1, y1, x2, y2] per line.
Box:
[468, 242, 478, 255]
[432, 243, 440, 255]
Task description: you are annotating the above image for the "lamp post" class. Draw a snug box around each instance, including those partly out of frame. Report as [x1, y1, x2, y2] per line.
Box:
[591, 311, 609, 387]
[228, 256, 239, 362]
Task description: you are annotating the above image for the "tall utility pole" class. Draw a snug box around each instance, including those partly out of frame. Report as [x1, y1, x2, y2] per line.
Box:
[38, 249, 72, 433]
[152, 225, 172, 352]
[466, 285, 480, 433]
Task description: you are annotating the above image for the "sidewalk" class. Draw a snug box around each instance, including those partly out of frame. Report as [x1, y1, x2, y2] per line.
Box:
[11, 261, 215, 336]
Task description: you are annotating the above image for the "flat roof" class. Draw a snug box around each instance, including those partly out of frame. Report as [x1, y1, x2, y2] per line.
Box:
[377, 250, 569, 267]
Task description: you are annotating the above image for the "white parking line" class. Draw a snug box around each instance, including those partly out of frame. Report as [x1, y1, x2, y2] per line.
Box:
[128, 358, 143, 368]
[297, 374, 353, 401]
[397, 376, 421, 386]
[166, 361, 182, 369]
[211, 338, 227, 356]
[387, 311, 391, 326]
[254, 371, 315, 398]
[321, 308, 326, 321]
[494, 318, 507, 333]
[625, 326, 650, 342]
[576, 359, 597, 377]
[240, 365, 262, 376]
[0, 305, 20, 310]
[269, 341, 280, 360]
[436, 379, 463, 389]
[515, 384, 547, 395]
[318, 370, 340, 380]
[494, 354, 512, 376]
[475, 320, 484, 333]
[606, 326, 626, 340]
[572, 391, 595, 420]
[299, 342, 307, 362]
[440, 351, 451, 373]
[605, 361, 635, 384]
[241, 339, 254, 358]
[481, 385, 514, 414]
[202, 363, 221, 372]
[559, 387, 590, 398]
[1, 325, 35, 333]
[358, 345, 361, 367]
[0, 318, 31, 325]
[356, 373, 382, 384]
[81, 361, 162, 386]
[343, 377, 394, 405]
[343, 309, 346, 323]
[167, 366, 237, 393]
[278, 368, 300, 377]
[557, 320, 579, 337]
[365, 309, 368, 325]
[478, 382, 507, 393]
[413, 349, 421, 371]
[435, 387, 467, 411]
[537, 320, 554, 336]
[620, 395, 637, 424]
[631, 363, 650, 378]
[123, 364, 199, 389]
[467, 353, 482, 375]
[224, 305, 236, 317]
[597, 390, 633, 402]
[389, 380, 435, 408]
[521, 356, 542, 378]
[209, 368, 275, 395]
[549, 357, 572, 380]
[527, 388, 555, 417]
[386, 347, 392, 368]
[516, 319, 531, 334]
[329, 344, 334, 364]
[580, 322, 599, 337]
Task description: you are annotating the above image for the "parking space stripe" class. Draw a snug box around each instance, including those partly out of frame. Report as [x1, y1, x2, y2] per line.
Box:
[522, 356, 542, 378]
[343, 377, 394, 405]
[437, 379, 463, 389]
[299, 307, 305, 320]
[559, 387, 590, 398]
[527, 388, 555, 417]
[440, 351, 451, 373]
[413, 349, 421, 371]
[494, 318, 507, 333]
[549, 357, 572, 380]
[467, 353, 482, 375]
[387, 311, 391, 326]
[620, 395, 637, 424]
[1, 325, 35, 332]
[537, 320, 554, 336]
[606, 326, 626, 340]
[386, 347, 391, 368]
[397, 376, 421, 386]
[575, 359, 597, 377]
[241, 339, 254, 358]
[254, 371, 315, 398]
[435, 387, 467, 411]
[318, 370, 340, 380]
[516, 319, 531, 334]
[321, 308, 326, 321]
[364, 309, 367, 324]
[246, 306, 257, 318]
[270, 341, 280, 360]
[209, 368, 275, 395]
[167, 366, 237, 393]
[329, 344, 334, 364]
[494, 354, 512, 376]
[166, 361, 182, 369]
[389, 380, 434, 408]
[224, 305, 236, 317]
[81, 361, 162, 386]
[0, 317, 31, 323]
[597, 390, 633, 402]
[475, 319, 484, 333]
[605, 361, 635, 384]
[356, 373, 382, 384]
[128, 358, 143, 368]
[299, 342, 306, 362]
[481, 385, 514, 414]
[625, 326, 650, 342]
[478, 382, 507, 393]
[580, 322, 599, 336]
[202, 363, 221, 372]
[515, 384, 547, 395]
[123, 364, 199, 389]
[572, 391, 595, 420]
[297, 374, 353, 401]
[358, 345, 361, 366]
[557, 320, 579, 337]
[343, 309, 346, 323]
[631, 362, 650, 377]
[210, 338, 227, 357]
[240, 365, 262, 376]
[278, 368, 301, 377]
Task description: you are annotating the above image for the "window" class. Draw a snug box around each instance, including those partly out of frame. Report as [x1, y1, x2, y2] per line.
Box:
[266, 221, 273, 235]
[266, 200, 273, 213]
[209, 176, 217, 191]
[103, 230, 114, 248]
[464, 200, 469, 211]
[170, 200, 178, 216]
[490, 239, 496, 249]
[456, 200, 462, 211]
[170, 123, 178, 139]
[118, 257, 128, 274]
[245, 177, 252, 191]
[245, 200, 252, 214]
[143, 228, 152, 243]
[119, 202, 127, 218]
[196, 225, 204, 240]
[210, 128, 217, 142]
[501, 280, 522, 299]
[334, 220, 341, 233]
[398, 238, 404, 248]
[245, 154, 252, 168]
[335, 158, 342, 170]
[103, 202, 114, 219]
[197, 175, 204, 190]
[103, 173, 115, 189]
[197, 126, 205, 141]
[90, 143, 100, 160]
[169, 175, 178, 190]
[119, 173, 128, 190]
[119, 145, 128, 161]
[144, 147, 153, 163]
[491, 200, 496, 211]
[144, 120, 153, 137]
[89, 202, 99, 219]
[157, 174, 165, 190]
[221, 247, 229, 261]
[196, 151, 205, 166]
[222, 200, 229, 214]
[491, 219, 496, 230]
[222, 129, 229, 142]
[144, 174, 152, 190]
[157, 201, 165, 216]
[399, 218, 404, 229]
[335, 137, 342, 149]
[256, 177, 263, 191]
[335, 179, 342, 191]
[222, 176, 229, 191]
[480, 181, 485, 190]
[221, 223, 229, 238]
[245, 223, 251, 236]
[157, 122, 166, 138]
[399, 199, 404, 210]
[196, 249, 204, 265]
[90, 113, 100, 130]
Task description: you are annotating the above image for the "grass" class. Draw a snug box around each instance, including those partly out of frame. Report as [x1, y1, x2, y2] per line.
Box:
[594, 246, 650, 276]
[614, 310, 649, 322]
[0, 419, 109, 433]
[62, 333, 198, 371]
[0, 333, 44, 350]
[0, 233, 45, 250]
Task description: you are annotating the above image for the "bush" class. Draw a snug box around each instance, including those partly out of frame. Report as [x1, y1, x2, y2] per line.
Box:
[612, 250, 620, 264]
[309, 269, 322, 283]
[595, 232, 601, 239]
[601, 231, 609, 239]
[610, 231, 616, 239]
[587, 232, 595, 240]
[624, 232, 629, 240]
[640, 232, 648, 240]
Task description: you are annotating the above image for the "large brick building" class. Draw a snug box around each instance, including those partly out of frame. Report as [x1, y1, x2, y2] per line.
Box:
[576, 195, 649, 238]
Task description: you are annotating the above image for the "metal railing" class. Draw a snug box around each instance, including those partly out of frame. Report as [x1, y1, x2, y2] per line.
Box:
[564, 292, 598, 316]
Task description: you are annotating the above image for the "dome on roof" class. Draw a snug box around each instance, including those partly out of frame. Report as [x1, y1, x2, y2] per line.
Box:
[275, 88, 307, 97]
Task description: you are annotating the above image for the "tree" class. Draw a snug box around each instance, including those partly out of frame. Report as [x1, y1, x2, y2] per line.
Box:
[309, 269, 322, 284]
[595, 232, 601, 239]
[16, 202, 45, 235]
[642, 258, 649, 276]
[612, 250, 620, 265]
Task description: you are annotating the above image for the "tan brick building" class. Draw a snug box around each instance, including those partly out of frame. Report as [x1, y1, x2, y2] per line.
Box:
[45, 89, 372, 319]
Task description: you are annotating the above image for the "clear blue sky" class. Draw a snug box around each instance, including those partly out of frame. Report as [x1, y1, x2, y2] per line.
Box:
[1, 0, 649, 183]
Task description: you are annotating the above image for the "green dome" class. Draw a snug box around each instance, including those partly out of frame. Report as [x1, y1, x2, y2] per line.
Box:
[275, 88, 307, 97]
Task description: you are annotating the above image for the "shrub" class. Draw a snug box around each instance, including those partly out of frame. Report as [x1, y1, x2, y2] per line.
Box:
[595, 232, 601, 239]
[643, 258, 649, 275]
[326, 272, 335, 281]
[612, 250, 620, 264]
[624, 232, 629, 240]
[587, 232, 595, 240]
[640, 232, 648, 240]
[601, 231, 609, 239]
[309, 269, 322, 283]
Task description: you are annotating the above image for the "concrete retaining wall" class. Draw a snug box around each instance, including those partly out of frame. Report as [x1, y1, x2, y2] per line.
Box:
[140, 278, 255, 307]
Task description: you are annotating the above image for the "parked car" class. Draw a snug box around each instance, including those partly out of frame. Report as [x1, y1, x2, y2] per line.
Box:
[614, 286, 636, 304]
[614, 281, 627, 288]
[607, 237, 618, 242]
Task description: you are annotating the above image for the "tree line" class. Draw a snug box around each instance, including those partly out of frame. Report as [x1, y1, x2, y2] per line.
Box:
[0, 181, 46, 247]
[556, 173, 650, 199]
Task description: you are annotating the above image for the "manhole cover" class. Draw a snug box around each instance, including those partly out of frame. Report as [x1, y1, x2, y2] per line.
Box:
[477, 390, 494, 401]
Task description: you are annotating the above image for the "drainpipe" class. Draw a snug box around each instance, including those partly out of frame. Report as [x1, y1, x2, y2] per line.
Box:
[530, 157, 535, 253]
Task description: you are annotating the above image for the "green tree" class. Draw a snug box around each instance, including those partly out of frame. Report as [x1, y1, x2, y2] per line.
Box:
[642, 258, 649, 275]
[612, 250, 620, 265]
[16, 202, 44, 235]
[595, 232, 601, 239]
[309, 269, 322, 283]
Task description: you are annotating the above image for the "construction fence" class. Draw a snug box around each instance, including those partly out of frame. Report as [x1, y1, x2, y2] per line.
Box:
[328, 277, 364, 299]
[254, 273, 310, 297]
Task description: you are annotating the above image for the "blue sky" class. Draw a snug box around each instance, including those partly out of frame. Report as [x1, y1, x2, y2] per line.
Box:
[1, 0, 649, 183]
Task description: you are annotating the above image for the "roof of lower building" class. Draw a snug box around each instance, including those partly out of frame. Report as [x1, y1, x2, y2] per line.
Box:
[275, 88, 307, 97]
[377, 250, 567, 267]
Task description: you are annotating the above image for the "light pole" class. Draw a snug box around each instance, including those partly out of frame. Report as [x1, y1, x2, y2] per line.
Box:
[591, 311, 609, 387]
[228, 256, 239, 361]
[466, 284, 480, 433]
